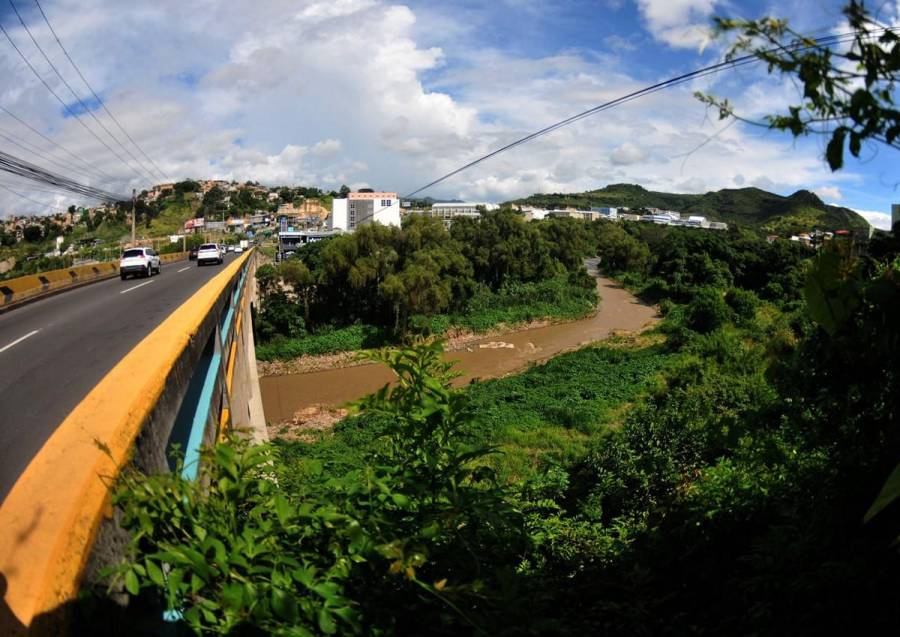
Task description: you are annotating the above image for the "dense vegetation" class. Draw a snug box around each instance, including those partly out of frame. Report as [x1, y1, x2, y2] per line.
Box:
[100, 212, 900, 634]
[73, 4, 900, 631]
[512, 183, 870, 235]
[254, 212, 599, 359]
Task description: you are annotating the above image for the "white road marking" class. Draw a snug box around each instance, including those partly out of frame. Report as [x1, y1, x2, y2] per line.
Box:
[120, 280, 155, 294]
[177, 266, 191, 273]
[0, 329, 39, 354]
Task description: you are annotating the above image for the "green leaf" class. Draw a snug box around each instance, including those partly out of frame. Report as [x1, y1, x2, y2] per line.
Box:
[826, 127, 846, 170]
[145, 560, 165, 587]
[271, 587, 299, 622]
[864, 461, 900, 523]
[318, 607, 338, 634]
[124, 569, 140, 596]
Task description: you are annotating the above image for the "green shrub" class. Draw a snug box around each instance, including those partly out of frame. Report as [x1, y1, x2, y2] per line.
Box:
[725, 287, 760, 325]
[684, 287, 732, 333]
[109, 343, 522, 635]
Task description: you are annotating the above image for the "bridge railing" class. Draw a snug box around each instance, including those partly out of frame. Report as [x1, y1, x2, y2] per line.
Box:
[0, 249, 264, 636]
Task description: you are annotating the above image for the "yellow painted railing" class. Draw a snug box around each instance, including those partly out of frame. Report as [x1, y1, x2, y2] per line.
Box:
[0, 252, 189, 309]
[0, 250, 253, 635]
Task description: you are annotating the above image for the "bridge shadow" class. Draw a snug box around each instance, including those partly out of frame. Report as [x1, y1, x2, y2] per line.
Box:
[1, 571, 183, 636]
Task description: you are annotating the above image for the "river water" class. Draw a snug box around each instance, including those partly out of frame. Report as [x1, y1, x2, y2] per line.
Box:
[259, 268, 658, 424]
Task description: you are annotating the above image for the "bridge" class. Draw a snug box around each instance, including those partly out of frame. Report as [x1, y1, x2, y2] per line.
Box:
[0, 249, 266, 635]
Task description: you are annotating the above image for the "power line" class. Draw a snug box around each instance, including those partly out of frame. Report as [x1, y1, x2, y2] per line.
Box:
[0, 182, 65, 211]
[402, 29, 890, 199]
[32, 0, 170, 182]
[0, 148, 129, 201]
[0, 124, 109, 182]
[0, 104, 117, 182]
[5, 0, 159, 184]
[0, 20, 148, 185]
[0, 175, 85, 196]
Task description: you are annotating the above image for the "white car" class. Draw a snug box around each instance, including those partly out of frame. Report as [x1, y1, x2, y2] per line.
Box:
[119, 247, 160, 280]
[234, 246, 243, 253]
[197, 243, 223, 266]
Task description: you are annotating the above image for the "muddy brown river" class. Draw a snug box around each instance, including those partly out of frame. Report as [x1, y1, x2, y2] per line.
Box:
[259, 270, 658, 424]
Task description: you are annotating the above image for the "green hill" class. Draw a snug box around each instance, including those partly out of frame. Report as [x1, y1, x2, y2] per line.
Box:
[510, 184, 870, 235]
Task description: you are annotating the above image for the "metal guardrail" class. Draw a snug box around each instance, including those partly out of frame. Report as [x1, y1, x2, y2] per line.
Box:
[0, 250, 257, 636]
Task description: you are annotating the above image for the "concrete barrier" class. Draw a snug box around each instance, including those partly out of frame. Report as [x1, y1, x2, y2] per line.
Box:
[0, 250, 263, 635]
[0, 253, 189, 311]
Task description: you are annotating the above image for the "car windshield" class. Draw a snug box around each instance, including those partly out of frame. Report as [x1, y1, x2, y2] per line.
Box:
[200, 244, 217, 250]
[122, 249, 144, 258]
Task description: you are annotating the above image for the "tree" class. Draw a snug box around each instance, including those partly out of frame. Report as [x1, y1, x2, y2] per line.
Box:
[23, 225, 42, 242]
[339, 184, 351, 197]
[698, 0, 900, 171]
[279, 260, 317, 328]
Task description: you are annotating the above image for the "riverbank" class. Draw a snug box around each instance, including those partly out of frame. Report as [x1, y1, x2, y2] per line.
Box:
[260, 274, 658, 426]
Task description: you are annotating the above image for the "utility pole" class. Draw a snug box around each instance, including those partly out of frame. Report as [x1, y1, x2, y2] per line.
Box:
[130, 188, 136, 247]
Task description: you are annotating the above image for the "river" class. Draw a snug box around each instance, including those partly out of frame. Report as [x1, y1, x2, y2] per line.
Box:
[259, 264, 658, 423]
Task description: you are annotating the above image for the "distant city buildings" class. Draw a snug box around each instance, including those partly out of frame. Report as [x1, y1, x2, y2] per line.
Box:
[406, 202, 498, 227]
[330, 192, 400, 232]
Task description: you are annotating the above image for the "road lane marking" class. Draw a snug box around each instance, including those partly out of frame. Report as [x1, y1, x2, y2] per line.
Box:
[0, 329, 39, 354]
[177, 266, 191, 273]
[120, 280, 154, 294]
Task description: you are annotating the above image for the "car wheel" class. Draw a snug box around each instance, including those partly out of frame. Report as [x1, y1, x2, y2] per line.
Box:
[145, 265, 151, 278]
[120, 273, 127, 280]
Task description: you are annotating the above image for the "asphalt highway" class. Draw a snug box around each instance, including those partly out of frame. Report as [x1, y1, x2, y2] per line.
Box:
[0, 254, 238, 502]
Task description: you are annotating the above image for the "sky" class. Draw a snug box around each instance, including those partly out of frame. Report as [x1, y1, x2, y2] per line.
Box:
[0, 0, 898, 229]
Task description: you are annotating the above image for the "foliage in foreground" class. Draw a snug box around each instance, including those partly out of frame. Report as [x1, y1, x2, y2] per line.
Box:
[109, 342, 522, 635]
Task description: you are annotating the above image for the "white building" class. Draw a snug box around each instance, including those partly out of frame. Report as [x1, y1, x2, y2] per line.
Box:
[686, 215, 708, 228]
[329, 192, 400, 232]
[591, 207, 618, 219]
[422, 202, 499, 226]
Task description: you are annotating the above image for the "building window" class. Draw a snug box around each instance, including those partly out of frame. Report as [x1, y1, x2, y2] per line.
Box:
[381, 199, 392, 207]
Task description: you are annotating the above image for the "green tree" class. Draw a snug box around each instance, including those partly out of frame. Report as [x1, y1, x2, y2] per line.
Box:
[22, 225, 42, 242]
[698, 0, 900, 170]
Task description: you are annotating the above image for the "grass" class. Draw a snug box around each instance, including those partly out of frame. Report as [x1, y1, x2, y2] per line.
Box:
[435, 275, 597, 334]
[255, 324, 391, 361]
[273, 339, 676, 496]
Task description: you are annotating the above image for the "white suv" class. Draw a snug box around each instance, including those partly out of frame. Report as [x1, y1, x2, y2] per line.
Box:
[197, 243, 223, 266]
[119, 247, 160, 280]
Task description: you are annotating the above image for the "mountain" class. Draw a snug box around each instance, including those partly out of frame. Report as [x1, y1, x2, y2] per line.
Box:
[509, 184, 870, 235]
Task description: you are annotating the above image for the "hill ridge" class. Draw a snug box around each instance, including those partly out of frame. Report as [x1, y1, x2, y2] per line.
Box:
[509, 184, 869, 234]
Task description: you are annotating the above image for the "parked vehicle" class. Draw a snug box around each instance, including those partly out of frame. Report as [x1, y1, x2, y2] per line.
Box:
[197, 243, 223, 266]
[119, 247, 160, 280]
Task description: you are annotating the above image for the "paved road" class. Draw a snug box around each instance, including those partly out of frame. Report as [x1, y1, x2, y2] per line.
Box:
[0, 254, 238, 502]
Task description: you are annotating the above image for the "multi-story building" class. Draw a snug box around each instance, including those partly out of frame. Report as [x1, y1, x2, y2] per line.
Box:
[330, 192, 400, 232]
[590, 207, 618, 219]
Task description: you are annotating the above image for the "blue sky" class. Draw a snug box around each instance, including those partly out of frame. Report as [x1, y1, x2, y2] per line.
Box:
[0, 0, 898, 228]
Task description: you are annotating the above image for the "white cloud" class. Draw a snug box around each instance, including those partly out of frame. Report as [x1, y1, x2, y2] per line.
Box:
[610, 142, 645, 165]
[635, 0, 719, 48]
[849, 208, 892, 231]
[311, 139, 343, 157]
[817, 186, 843, 200]
[0, 0, 879, 220]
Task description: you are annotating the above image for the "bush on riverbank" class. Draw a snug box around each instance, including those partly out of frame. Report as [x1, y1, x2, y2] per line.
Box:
[255, 274, 597, 361]
[254, 213, 600, 357]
